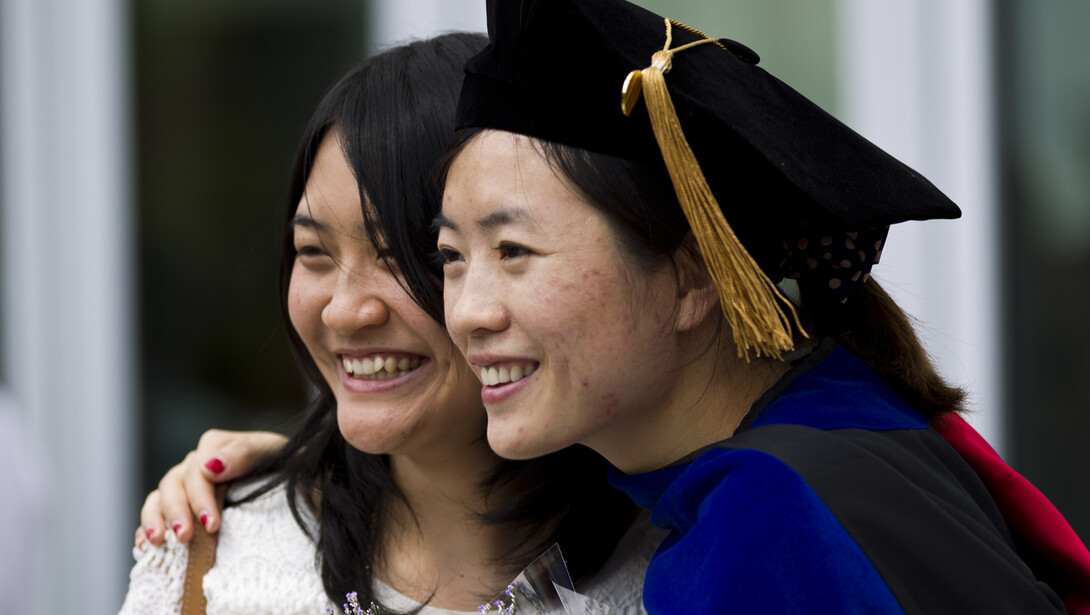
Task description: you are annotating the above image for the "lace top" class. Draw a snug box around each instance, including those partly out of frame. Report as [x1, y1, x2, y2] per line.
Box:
[118, 481, 662, 615]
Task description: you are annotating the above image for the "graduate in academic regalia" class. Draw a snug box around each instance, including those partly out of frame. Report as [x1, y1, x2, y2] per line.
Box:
[434, 0, 1090, 612]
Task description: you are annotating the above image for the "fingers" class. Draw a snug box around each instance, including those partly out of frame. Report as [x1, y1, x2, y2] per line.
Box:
[138, 489, 166, 547]
[164, 451, 215, 542]
[188, 430, 286, 533]
[180, 447, 225, 535]
[133, 428, 288, 546]
[195, 429, 287, 483]
[171, 428, 288, 536]
[137, 451, 216, 545]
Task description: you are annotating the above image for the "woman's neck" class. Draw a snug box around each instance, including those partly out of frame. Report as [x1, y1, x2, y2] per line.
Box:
[595, 326, 792, 475]
[375, 440, 532, 610]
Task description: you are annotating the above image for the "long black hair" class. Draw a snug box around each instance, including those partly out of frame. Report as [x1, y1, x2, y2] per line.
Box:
[229, 34, 637, 611]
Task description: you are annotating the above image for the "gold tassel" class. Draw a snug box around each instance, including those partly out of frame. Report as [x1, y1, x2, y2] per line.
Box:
[626, 20, 804, 361]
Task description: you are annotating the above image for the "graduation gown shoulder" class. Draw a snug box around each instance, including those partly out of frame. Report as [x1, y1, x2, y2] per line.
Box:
[609, 344, 1068, 615]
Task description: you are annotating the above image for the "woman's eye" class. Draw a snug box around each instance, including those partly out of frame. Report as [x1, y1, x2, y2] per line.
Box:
[435, 247, 464, 267]
[295, 245, 326, 259]
[497, 242, 532, 260]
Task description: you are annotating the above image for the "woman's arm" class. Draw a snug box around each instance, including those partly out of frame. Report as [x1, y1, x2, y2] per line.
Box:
[119, 529, 191, 615]
[138, 429, 287, 546]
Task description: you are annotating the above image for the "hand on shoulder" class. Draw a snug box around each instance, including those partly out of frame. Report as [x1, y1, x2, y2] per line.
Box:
[137, 429, 287, 546]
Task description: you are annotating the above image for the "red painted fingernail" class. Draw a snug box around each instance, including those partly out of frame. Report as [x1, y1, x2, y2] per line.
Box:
[172, 523, 182, 534]
[145, 528, 154, 539]
[204, 457, 226, 474]
[200, 513, 209, 528]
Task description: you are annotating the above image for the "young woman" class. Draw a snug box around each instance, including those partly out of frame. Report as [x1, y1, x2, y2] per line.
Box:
[431, 0, 1090, 613]
[119, 33, 658, 615]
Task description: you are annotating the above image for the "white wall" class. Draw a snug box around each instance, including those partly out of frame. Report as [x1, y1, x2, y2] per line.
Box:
[0, 0, 135, 612]
[837, 0, 1002, 450]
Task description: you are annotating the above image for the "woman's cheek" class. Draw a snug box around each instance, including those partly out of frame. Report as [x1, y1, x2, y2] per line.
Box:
[287, 271, 323, 343]
[442, 282, 470, 353]
[564, 268, 631, 327]
[286, 272, 307, 330]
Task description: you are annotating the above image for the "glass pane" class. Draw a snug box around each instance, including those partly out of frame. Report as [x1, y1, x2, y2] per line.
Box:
[999, 0, 1090, 544]
[135, 0, 365, 495]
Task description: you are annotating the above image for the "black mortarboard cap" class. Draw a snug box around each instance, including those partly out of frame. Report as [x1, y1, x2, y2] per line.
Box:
[455, 0, 961, 359]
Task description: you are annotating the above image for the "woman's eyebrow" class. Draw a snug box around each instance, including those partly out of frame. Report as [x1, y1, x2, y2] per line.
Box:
[433, 207, 537, 233]
[432, 212, 458, 233]
[478, 207, 537, 231]
[289, 214, 330, 233]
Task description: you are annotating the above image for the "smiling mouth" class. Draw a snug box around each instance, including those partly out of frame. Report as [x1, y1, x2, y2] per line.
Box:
[479, 362, 538, 386]
[342, 354, 424, 381]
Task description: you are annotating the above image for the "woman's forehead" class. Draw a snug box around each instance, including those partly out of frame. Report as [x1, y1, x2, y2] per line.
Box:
[446, 132, 574, 208]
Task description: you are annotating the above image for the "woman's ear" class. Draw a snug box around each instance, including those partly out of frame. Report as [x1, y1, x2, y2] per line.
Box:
[673, 235, 720, 332]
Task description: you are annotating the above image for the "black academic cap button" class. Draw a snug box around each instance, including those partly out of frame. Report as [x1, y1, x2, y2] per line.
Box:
[719, 38, 760, 65]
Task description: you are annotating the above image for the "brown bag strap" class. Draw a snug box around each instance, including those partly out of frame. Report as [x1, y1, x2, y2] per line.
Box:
[181, 486, 225, 615]
[181, 524, 217, 615]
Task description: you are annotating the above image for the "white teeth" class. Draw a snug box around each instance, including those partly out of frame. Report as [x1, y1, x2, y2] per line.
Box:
[343, 355, 425, 380]
[361, 358, 376, 375]
[480, 363, 537, 386]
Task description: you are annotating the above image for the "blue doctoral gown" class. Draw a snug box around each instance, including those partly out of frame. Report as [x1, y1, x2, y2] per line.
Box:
[609, 343, 1066, 614]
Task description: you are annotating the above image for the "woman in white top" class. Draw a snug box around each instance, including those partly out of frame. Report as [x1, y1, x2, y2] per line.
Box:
[120, 33, 659, 615]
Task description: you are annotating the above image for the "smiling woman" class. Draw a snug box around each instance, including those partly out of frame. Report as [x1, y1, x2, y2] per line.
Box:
[434, 0, 1090, 613]
[437, 132, 723, 469]
[288, 130, 484, 461]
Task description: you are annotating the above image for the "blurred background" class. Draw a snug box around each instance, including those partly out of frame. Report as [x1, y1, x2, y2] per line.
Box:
[1, 0, 1087, 612]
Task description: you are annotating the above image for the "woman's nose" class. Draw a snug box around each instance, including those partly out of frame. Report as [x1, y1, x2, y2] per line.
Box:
[321, 268, 389, 335]
[445, 269, 510, 340]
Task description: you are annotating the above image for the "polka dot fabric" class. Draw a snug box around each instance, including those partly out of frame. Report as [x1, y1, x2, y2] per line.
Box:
[779, 225, 890, 303]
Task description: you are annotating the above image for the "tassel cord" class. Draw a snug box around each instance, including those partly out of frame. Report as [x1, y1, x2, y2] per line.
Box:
[638, 26, 805, 360]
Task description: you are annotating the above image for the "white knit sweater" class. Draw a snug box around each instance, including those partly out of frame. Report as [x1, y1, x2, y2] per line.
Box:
[118, 481, 660, 615]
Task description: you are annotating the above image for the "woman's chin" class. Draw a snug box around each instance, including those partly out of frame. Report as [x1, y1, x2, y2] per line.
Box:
[337, 419, 408, 455]
[486, 423, 558, 460]
[341, 435, 402, 456]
